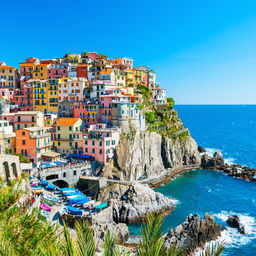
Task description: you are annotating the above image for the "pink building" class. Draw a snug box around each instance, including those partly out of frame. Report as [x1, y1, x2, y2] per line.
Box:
[99, 92, 130, 123]
[83, 127, 121, 163]
[48, 64, 67, 79]
[74, 103, 88, 119]
[87, 52, 97, 60]
[0, 88, 14, 101]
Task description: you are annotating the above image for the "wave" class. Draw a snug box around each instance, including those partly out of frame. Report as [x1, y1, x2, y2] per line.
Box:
[214, 211, 256, 248]
[194, 211, 256, 256]
[203, 148, 235, 165]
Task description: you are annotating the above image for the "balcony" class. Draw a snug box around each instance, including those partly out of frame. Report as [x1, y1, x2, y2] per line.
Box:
[30, 133, 51, 139]
[38, 142, 53, 148]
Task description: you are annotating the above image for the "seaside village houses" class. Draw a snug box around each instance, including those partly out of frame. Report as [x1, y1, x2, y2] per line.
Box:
[0, 52, 167, 171]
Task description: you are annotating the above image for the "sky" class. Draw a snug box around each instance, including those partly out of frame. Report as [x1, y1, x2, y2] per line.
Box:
[1, 0, 256, 104]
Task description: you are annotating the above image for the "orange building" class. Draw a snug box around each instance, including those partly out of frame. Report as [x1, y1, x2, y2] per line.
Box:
[0, 64, 20, 90]
[16, 127, 53, 167]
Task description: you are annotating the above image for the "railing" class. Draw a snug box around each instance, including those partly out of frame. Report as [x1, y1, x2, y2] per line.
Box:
[30, 133, 51, 139]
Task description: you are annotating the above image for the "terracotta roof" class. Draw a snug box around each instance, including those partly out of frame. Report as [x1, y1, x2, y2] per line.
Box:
[0, 65, 15, 69]
[56, 118, 80, 126]
[20, 63, 35, 67]
[100, 71, 113, 74]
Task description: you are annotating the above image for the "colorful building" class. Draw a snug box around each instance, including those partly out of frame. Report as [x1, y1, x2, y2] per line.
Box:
[83, 126, 121, 163]
[16, 127, 52, 167]
[77, 64, 89, 79]
[114, 70, 126, 86]
[0, 64, 20, 90]
[0, 120, 16, 154]
[32, 80, 48, 113]
[47, 64, 67, 79]
[152, 86, 167, 105]
[33, 64, 49, 80]
[47, 79, 59, 113]
[54, 118, 84, 155]
[134, 66, 147, 86]
[111, 57, 134, 70]
[58, 77, 87, 102]
[1, 111, 45, 131]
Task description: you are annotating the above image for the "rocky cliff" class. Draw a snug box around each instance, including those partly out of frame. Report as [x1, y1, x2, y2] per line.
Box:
[164, 213, 225, 254]
[97, 182, 175, 223]
[103, 130, 201, 182]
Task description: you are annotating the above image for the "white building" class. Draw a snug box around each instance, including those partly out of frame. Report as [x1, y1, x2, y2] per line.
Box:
[58, 77, 88, 102]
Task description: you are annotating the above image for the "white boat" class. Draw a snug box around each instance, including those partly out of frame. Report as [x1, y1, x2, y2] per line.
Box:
[41, 209, 50, 218]
[59, 206, 68, 216]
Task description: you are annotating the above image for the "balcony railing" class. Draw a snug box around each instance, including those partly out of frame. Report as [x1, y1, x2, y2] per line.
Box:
[30, 133, 51, 139]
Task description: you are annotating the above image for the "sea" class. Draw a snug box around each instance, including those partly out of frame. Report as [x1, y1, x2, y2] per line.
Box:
[129, 105, 256, 255]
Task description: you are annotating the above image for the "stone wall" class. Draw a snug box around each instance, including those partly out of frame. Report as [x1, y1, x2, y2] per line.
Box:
[0, 154, 21, 181]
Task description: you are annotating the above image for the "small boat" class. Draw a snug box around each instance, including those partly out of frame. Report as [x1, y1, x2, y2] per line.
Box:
[34, 189, 44, 194]
[41, 198, 55, 206]
[59, 206, 68, 216]
[44, 195, 58, 202]
[31, 186, 43, 190]
[41, 180, 49, 186]
[59, 187, 76, 192]
[63, 191, 82, 197]
[69, 195, 88, 206]
[47, 183, 57, 190]
[40, 203, 51, 212]
[41, 209, 50, 218]
[30, 183, 37, 186]
[95, 202, 108, 211]
[83, 200, 95, 208]
[75, 199, 90, 206]
[68, 205, 83, 216]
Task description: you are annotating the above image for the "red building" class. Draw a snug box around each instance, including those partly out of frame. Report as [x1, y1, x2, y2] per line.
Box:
[48, 64, 67, 79]
[77, 64, 89, 79]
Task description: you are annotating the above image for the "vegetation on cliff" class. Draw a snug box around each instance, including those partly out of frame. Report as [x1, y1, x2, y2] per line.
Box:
[137, 84, 188, 141]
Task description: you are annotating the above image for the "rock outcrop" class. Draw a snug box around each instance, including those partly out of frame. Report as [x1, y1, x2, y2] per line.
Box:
[201, 150, 256, 182]
[201, 150, 224, 169]
[93, 222, 129, 247]
[198, 146, 206, 153]
[103, 130, 201, 182]
[164, 213, 225, 254]
[97, 182, 175, 223]
[227, 215, 245, 234]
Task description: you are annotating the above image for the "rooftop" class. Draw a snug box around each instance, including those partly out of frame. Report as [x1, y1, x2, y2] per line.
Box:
[56, 118, 80, 126]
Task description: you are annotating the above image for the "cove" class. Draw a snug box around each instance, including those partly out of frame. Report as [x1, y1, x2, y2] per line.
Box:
[129, 169, 256, 255]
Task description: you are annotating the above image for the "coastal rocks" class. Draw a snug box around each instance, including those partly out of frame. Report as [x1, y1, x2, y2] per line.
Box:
[198, 146, 206, 153]
[201, 150, 256, 182]
[201, 150, 224, 169]
[97, 182, 175, 223]
[103, 130, 201, 182]
[164, 213, 225, 254]
[227, 215, 245, 234]
[93, 222, 129, 246]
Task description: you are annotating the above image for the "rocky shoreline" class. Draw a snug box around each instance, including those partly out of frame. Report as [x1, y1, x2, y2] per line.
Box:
[164, 213, 225, 255]
[201, 149, 256, 182]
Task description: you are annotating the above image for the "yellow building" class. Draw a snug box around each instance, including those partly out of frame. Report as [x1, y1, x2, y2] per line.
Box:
[134, 67, 147, 86]
[33, 80, 48, 114]
[114, 70, 126, 87]
[33, 64, 49, 80]
[47, 79, 59, 113]
[54, 118, 84, 155]
[125, 69, 135, 86]
[67, 54, 81, 64]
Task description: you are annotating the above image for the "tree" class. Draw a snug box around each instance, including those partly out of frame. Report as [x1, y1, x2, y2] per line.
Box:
[167, 97, 175, 109]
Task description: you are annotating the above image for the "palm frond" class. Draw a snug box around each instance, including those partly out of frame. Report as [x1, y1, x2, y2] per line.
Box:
[138, 212, 166, 256]
[167, 243, 185, 256]
[200, 241, 225, 256]
[63, 221, 75, 256]
[74, 220, 96, 256]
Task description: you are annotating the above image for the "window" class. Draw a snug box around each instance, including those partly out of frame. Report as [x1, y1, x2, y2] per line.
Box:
[92, 148, 95, 153]
[69, 142, 72, 147]
[85, 141, 88, 145]
[69, 126, 72, 131]
[99, 149, 102, 154]
[106, 141, 110, 146]
[73, 170, 76, 175]
[99, 141, 102, 146]
[22, 140, 25, 145]
[58, 142, 60, 146]
[85, 148, 88, 152]
[57, 126, 60, 131]
[92, 141, 95, 146]
[112, 140, 115, 145]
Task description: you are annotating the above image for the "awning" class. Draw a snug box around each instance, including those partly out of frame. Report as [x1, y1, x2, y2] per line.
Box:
[70, 154, 93, 159]
[42, 152, 61, 158]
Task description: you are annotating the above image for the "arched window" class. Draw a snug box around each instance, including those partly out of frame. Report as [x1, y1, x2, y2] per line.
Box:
[11, 163, 18, 179]
[3, 162, 10, 182]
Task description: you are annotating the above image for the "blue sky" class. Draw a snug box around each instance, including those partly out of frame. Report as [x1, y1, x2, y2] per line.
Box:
[1, 0, 256, 104]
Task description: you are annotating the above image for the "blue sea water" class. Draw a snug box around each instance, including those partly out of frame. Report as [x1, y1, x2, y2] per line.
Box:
[129, 105, 256, 255]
